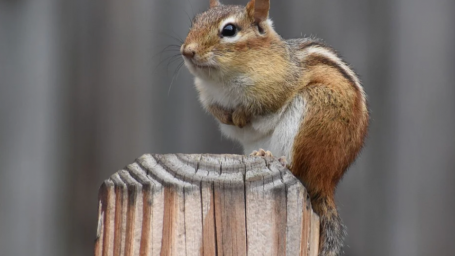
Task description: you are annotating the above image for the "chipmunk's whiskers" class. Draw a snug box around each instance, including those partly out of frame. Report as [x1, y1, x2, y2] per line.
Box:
[168, 60, 184, 96]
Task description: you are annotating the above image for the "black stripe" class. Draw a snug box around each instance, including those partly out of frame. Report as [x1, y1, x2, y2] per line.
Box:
[305, 54, 359, 91]
[299, 41, 327, 50]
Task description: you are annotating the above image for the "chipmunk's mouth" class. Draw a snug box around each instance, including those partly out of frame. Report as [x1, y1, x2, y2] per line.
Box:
[190, 60, 215, 69]
[182, 56, 216, 70]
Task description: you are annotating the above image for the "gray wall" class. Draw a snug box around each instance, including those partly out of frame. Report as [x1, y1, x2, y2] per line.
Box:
[1, 0, 454, 255]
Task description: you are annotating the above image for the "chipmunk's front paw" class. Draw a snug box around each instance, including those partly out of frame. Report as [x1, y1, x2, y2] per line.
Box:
[250, 148, 273, 157]
[232, 108, 251, 128]
[250, 149, 287, 167]
[208, 104, 234, 125]
[217, 112, 234, 125]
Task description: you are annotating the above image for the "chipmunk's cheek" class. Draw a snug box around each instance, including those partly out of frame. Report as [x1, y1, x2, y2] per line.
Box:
[213, 52, 234, 67]
[213, 54, 224, 64]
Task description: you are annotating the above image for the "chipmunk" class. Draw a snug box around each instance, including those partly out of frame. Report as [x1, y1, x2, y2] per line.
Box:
[181, 0, 369, 255]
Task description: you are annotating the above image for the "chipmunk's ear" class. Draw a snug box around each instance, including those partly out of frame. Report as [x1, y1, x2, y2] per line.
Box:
[210, 0, 221, 8]
[246, 0, 269, 23]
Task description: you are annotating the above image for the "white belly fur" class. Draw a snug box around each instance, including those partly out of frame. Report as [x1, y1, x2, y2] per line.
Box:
[219, 95, 306, 164]
[195, 77, 306, 163]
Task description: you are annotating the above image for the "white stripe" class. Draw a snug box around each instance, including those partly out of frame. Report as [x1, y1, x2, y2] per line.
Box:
[298, 45, 366, 97]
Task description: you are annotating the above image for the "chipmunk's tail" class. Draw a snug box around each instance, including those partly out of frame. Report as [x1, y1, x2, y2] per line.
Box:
[312, 196, 346, 256]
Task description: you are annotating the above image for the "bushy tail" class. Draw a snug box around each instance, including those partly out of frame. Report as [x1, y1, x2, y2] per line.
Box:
[313, 196, 346, 256]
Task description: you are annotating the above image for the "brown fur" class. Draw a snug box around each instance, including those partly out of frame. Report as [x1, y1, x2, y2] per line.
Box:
[290, 53, 368, 255]
[182, 1, 369, 255]
[208, 104, 252, 128]
[208, 104, 234, 125]
[292, 56, 367, 201]
[209, 0, 220, 8]
[246, 0, 269, 23]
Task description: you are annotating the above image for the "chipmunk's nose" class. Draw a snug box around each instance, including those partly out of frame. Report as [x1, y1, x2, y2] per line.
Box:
[181, 43, 197, 58]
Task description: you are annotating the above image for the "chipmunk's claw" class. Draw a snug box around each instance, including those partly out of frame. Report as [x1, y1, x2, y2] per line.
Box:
[278, 156, 287, 167]
[250, 148, 273, 157]
[250, 149, 287, 167]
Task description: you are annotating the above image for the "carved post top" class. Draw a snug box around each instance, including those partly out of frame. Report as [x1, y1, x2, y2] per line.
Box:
[104, 154, 302, 191]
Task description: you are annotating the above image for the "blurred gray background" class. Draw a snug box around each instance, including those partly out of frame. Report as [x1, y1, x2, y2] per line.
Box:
[1, 0, 454, 255]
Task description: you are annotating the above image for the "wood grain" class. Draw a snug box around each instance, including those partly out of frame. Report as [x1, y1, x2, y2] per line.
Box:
[95, 154, 320, 256]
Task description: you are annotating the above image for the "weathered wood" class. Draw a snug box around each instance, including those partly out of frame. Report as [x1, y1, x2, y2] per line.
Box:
[95, 154, 320, 256]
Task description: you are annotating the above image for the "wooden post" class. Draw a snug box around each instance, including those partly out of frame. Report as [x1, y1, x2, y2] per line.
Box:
[94, 154, 320, 256]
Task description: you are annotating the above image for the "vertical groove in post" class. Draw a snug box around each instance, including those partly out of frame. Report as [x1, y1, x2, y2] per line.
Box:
[272, 166, 288, 255]
[213, 184, 222, 256]
[95, 183, 106, 256]
[300, 191, 311, 256]
[139, 184, 152, 256]
[119, 170, 144, 256]
[285, 176, 304, 254]
[124, 186, 137, 256]
[160, 186, 176, 256]
[309, 211, 320, 256]
[104, 181, 116, 256]
[113, 187, 123, 256]
[201, 182, 216, 256]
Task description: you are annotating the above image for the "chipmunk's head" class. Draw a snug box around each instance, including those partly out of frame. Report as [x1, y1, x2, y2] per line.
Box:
[181, 0, 286, 82]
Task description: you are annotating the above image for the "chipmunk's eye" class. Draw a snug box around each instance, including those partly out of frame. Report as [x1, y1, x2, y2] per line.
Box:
[221, 24, 237, 37]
